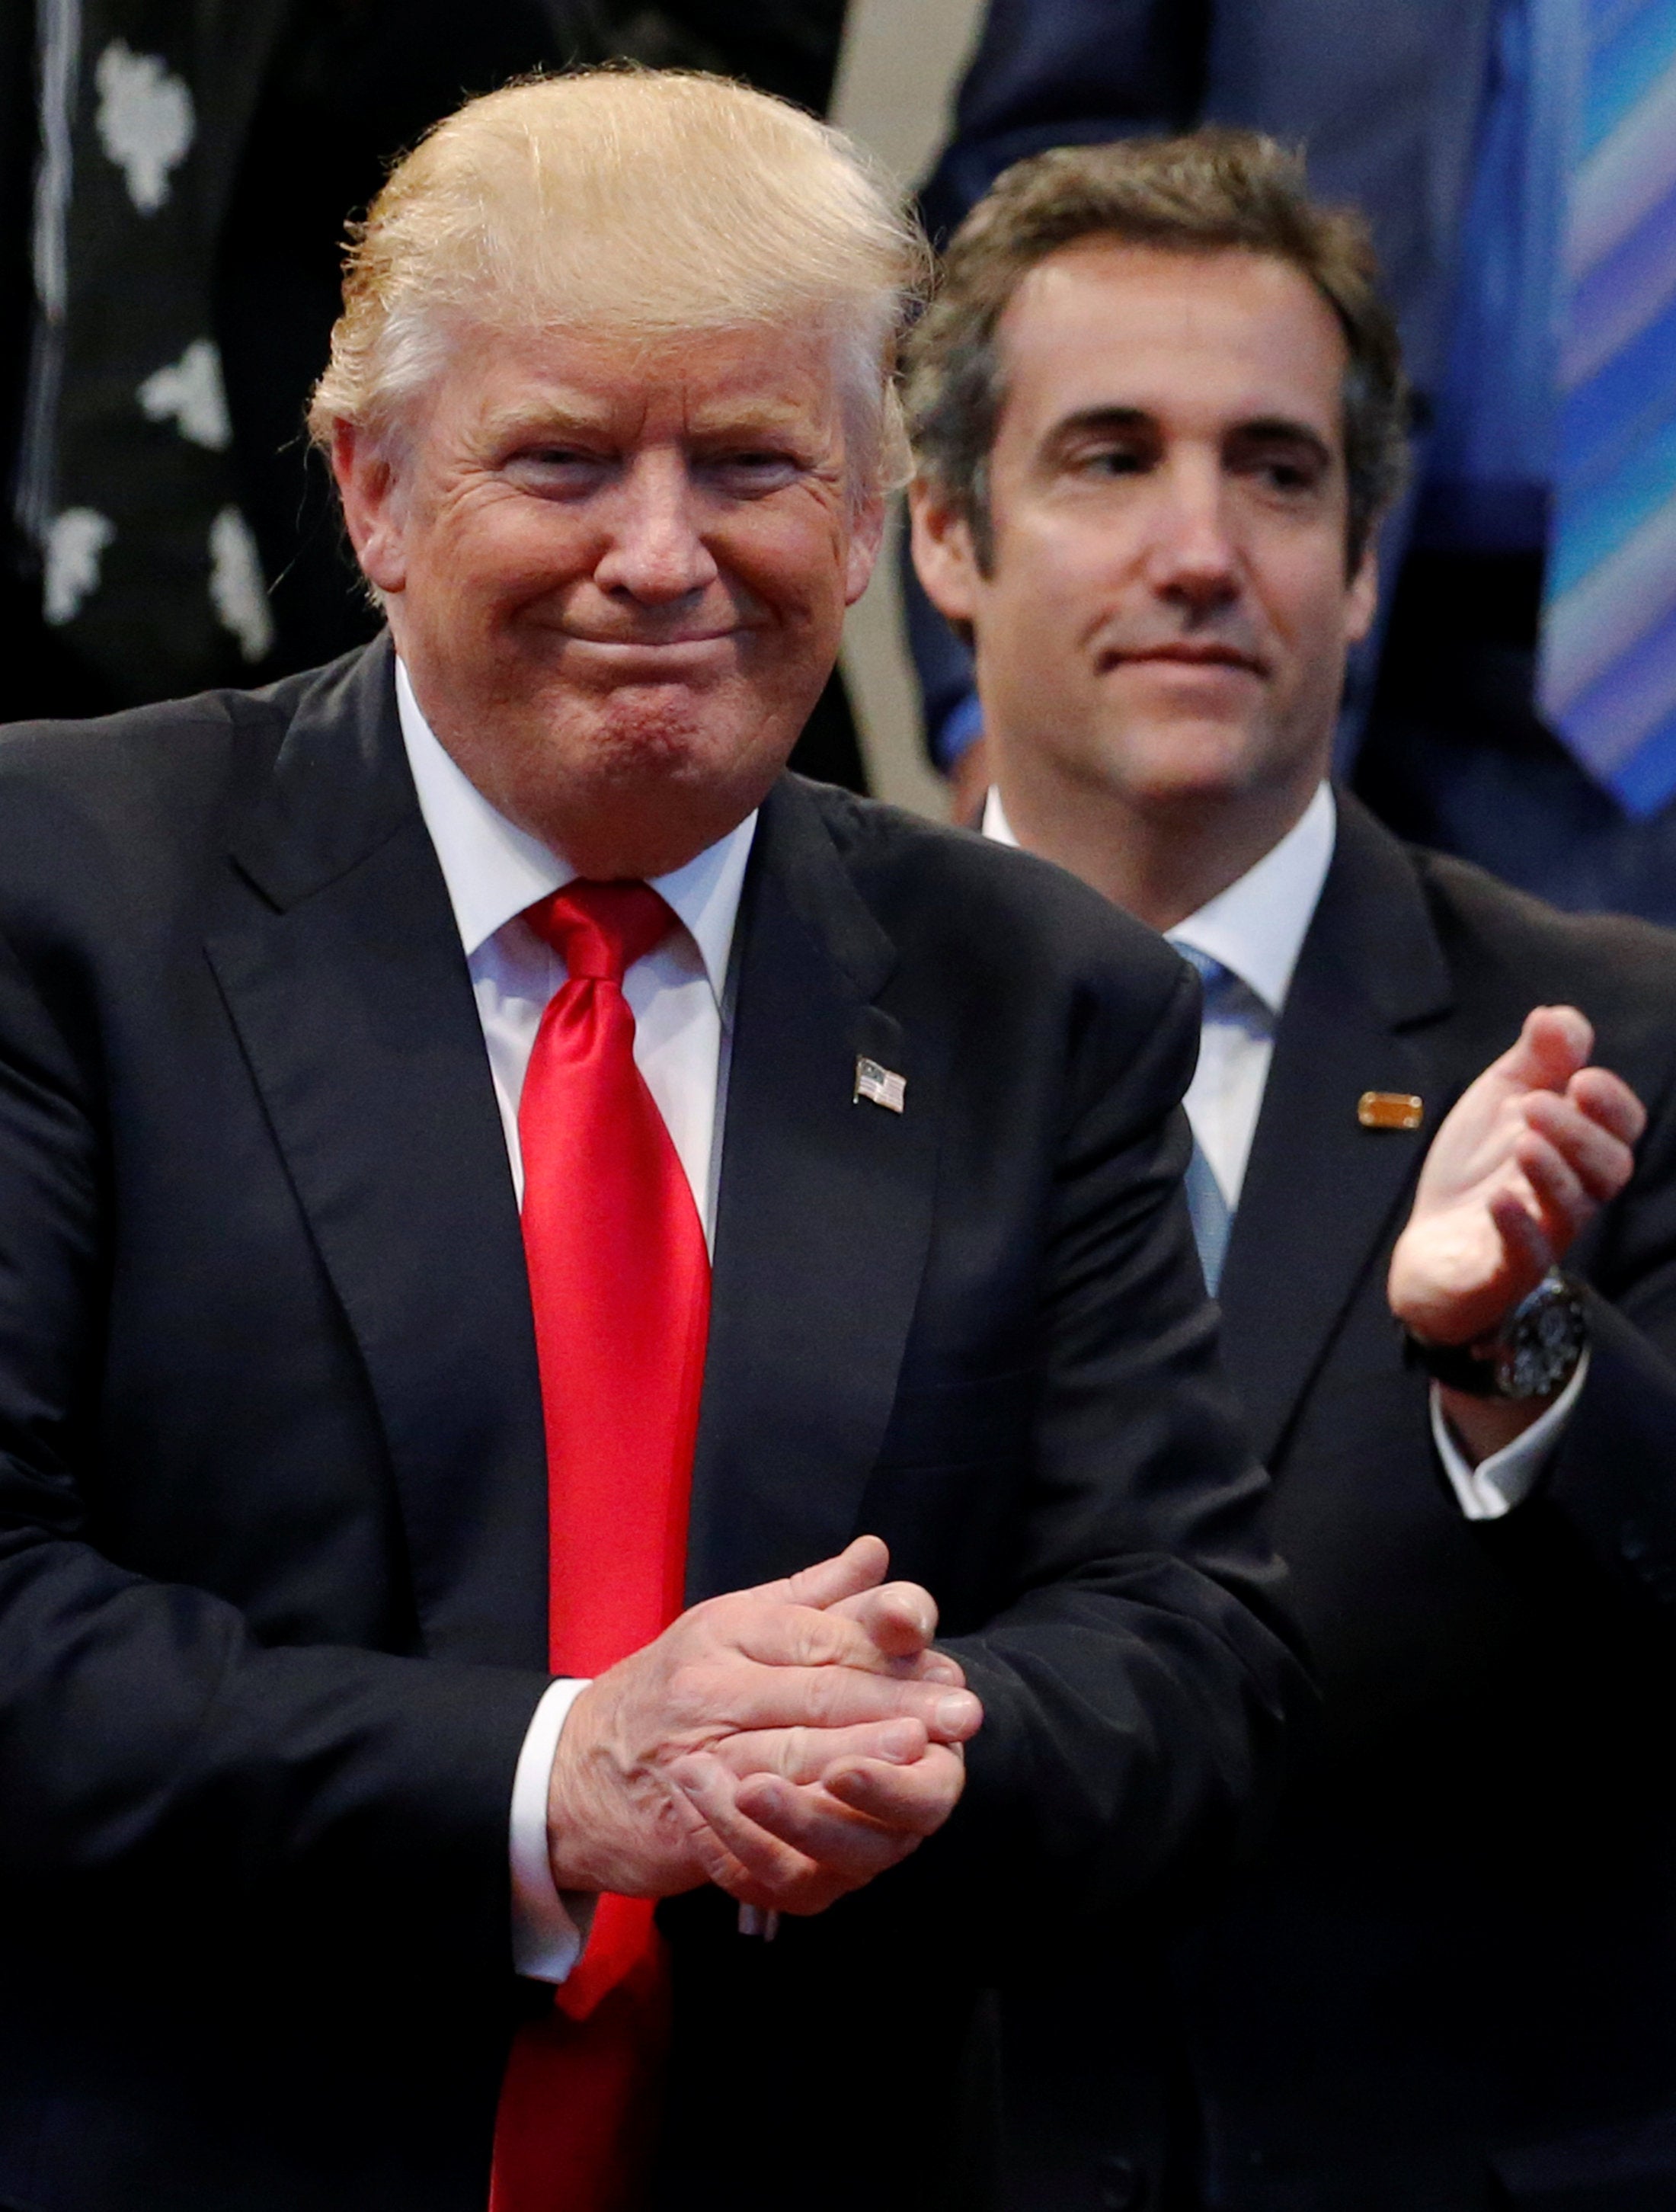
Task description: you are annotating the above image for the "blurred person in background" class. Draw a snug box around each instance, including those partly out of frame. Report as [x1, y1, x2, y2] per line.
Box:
[0, 0, 865, 785]
[908, 129, 1676, 2212]
[910, 0, 1676, 925]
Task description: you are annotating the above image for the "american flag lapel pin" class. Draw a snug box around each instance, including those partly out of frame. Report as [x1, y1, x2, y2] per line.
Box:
[853, 1055, 907, 1113]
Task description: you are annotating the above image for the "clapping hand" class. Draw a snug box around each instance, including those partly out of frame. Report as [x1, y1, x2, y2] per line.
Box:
[1388, 1006, 1643, 1349]
[546, 1536, 980, 1916]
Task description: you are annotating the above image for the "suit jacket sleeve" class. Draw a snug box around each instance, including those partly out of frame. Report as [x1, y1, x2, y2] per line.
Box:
[0, 908, 548, 1983]
[915, 947, 1308, 1942]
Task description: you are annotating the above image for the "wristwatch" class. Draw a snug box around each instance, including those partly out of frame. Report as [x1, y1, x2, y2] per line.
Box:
[1403, 1269, 1588, 1401]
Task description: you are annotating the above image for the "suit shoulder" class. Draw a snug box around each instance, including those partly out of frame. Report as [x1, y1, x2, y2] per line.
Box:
[796, 778, 1188, 1004]
[0, 684, 284, 814]
[0, 681, 307, 935]
[1412, 844, 1676, 1004]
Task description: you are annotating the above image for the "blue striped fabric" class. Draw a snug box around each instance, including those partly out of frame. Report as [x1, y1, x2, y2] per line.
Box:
[1541, 0, 1676, 815]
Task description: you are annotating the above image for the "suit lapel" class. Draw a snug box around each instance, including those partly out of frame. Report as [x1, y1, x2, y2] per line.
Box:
[204, 639, 549, 1668]
[1217, 795, 1455, 1467]
[685, 779, 945, 1601]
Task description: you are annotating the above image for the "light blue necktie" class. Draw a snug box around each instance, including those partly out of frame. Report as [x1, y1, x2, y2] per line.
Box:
[1540, 0, 1676, 816]
[1175, 946, 1236, 1297]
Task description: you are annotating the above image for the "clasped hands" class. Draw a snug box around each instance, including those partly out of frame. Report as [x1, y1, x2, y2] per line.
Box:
[545, 1535, 980, 1916]
[1388, 1004, 1645, 1456]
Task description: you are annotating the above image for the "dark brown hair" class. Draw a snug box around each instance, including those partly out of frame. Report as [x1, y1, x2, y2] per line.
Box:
[904, 129, 1409, 571]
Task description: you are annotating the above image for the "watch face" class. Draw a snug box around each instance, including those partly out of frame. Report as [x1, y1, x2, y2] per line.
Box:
[1499, 1281, 1585, 1399]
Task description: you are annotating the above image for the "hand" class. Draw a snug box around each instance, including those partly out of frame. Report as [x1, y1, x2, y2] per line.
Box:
[545, 1536, 981, 1903]
[1388, 1006, 1643, 1349]
[673, 1552, 976, 1913]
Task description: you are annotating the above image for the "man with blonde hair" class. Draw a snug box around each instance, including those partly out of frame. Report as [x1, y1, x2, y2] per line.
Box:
[909, 130, 1676, 2210]
[0, 73, 1307, 2212]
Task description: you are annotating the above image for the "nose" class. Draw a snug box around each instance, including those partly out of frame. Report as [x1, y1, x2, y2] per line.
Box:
[592, 450, 720, 605]
[1142, 451, 1239, 619]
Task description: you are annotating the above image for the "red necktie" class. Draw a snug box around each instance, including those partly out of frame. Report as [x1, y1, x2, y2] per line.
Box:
[489, 881, 712, 2212]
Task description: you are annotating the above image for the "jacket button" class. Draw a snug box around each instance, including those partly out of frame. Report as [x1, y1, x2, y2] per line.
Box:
[1097, 2153, 1147, 2210]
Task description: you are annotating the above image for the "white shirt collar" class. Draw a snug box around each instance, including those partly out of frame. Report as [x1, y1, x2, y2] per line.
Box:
[982, 779, 1335, 1018]
[395, 657, 756, 1003]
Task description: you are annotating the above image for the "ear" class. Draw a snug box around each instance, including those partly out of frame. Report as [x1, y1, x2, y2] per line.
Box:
[1345, 536, 1379, 647]
[331, 420, 409, 597]
[908, 475, 982, 626]
[843, 485, 887, 607]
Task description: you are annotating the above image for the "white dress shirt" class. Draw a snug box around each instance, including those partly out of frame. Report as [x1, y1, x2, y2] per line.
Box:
[982, 782, 1583, 1522]
[398, 661, 756, 1982]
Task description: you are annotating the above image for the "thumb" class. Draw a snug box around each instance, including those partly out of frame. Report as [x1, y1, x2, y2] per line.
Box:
[1494, 1005, 1593, 1098]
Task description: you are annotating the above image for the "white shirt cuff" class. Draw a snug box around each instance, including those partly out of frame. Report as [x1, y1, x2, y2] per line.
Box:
[509, 1676, 597, 1983]
[1431, 1348, 1591, 1522]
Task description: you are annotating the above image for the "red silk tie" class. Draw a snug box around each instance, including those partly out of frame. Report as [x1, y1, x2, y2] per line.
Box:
[489, 881, 712, 2212]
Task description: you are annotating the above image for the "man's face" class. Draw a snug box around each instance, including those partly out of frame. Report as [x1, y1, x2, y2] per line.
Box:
[336, 321, 881, 876]
[912, 242, 1377, 823]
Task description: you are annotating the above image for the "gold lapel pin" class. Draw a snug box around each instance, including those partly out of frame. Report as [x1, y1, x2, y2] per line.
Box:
[1358, 1090, 1424, 1132]
[853, 1056, 907, 1114]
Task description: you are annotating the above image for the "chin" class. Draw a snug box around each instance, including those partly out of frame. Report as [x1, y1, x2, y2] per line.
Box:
[1100, 727, 1260, 810]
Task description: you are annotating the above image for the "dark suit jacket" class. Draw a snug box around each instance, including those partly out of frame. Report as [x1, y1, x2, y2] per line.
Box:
[1005, 792, 1676, 2212]
[0, 638, 1305, 2212]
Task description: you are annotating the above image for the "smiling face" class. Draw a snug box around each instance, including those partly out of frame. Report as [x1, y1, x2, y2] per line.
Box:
[334, 321, 883, 878]
[912, 240, 1377, 868]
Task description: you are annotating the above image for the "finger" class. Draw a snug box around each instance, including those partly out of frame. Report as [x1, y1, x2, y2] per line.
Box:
[1494, 1006, 1594, 1096]
[826, 1580, 940, 1660]
[731, 1772, 920, 1876]
[1514, 1128, 1591, 1236]
[708, 1717, 929, 1785]
[770, 1535, 889, 1613]
[1522, 1092, 1637, 1204]
[1567, 1065, 1647, 1148]
[670, 1756, 865, 1914]
[732, 1596, 954, 1679]
[1486, 1183, 1557, 1287]
[667, 1752, 884, 1911]
[820, 1747, 968, 1838]
[711, 1663, 984, 1741]
[732, 1599, 926, 1674]
[654, 1773, 763, 1897]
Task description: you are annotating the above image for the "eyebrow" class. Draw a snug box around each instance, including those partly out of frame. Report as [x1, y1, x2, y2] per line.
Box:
[480, 394, 820, 447]
[478, 395, 618, 446]
[1229, 416, 1336, 468]
[1046, 405, 1337, 467]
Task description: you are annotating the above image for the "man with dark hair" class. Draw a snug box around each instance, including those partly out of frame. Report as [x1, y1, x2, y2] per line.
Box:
[909, 128, 1676, 2212]
[910, 0, 1676, 930]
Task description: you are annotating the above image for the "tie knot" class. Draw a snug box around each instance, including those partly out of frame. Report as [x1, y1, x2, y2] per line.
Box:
[528, 880, 676, 984]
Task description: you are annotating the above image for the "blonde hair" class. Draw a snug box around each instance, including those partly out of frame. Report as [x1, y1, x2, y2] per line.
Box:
[308, 68, 929, 497]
